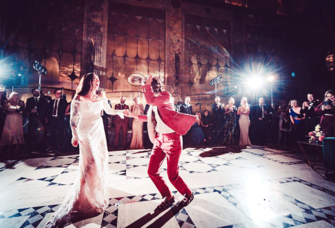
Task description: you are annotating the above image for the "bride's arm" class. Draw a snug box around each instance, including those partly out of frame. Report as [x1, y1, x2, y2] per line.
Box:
[103, 98, 124, 118]
[70, 98, 81, 147]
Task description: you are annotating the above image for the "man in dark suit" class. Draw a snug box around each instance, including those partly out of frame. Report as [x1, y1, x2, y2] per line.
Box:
[114, 97, 130, 149]
[180, 96, 192, 114]
[251, 97, 268, 145]
[44, 89, 68, 152]
[302, 93, 320, 133]
[26, 88, 46, 152]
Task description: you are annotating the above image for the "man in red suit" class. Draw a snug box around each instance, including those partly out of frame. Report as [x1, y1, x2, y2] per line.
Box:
[124, 75, 196, 210]
[114, 97, 130, 149]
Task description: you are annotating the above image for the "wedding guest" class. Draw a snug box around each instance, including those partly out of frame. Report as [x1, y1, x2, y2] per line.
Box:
[43, 89, 68, 152]
[222, 97, 239, 145]
[289, 99, 305, 141]
[0, 92, 25, 158]
[129, 96, 144, 149]
[180, 96, 192, 146]
[25, 88, 44, 152]
[211, 96, 225, 145]
[0, 87, 7, 140]
[180, 96, 192, 114]
[277, 102, 289, 145]
[237, 97, 251, 146]
[114, 97, 130, 149]
[201, 109, 212, 144]
[251, 97, 268, 145]
[317, 89, 335, 137]
[279, 113, 292, 146]
[190, 111, 205, 146]
[301, 93, 320, 133]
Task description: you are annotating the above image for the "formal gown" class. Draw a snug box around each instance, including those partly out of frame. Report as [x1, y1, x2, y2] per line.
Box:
[221, 106, 239, 145]
[0, 103, 24, 146]
[47, 97, 123, 228]
[238, 109, 251, 146]
[190, 121, 205, 146]
[129, 104, 144, 149]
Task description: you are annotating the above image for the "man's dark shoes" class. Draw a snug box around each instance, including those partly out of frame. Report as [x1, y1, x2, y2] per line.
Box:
[157, 196, 175, 210]
[179, 192, 194, 207]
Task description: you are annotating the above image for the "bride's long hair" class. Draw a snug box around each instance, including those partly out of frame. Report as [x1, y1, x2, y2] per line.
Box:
[76, 73, 95, 96]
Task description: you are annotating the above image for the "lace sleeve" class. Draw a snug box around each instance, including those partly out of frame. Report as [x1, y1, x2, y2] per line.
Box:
[103, 99, 124, 119]
[70, 99, 80, 142]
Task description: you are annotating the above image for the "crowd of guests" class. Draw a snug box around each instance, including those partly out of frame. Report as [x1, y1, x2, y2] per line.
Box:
[176, 90, 335, 148]
[1, 85, 335, 159]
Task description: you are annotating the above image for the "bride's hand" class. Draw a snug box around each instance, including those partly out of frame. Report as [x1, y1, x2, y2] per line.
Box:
[123, 110, 131, 117]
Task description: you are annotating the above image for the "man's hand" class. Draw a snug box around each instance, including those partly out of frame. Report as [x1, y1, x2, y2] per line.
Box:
[72, 138, 83, 147]
[144, 75, 153, 86]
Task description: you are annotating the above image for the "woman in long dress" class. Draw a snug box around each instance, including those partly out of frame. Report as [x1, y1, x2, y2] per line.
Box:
[129, 96, 144, 149]
[47, 73, 124, 228]
[0, 92, 25, 157]
[221, 97, 239, 145]
[237, 97, 252, 146]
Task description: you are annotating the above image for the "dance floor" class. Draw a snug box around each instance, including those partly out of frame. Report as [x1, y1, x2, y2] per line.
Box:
[1, 146, 335, 228]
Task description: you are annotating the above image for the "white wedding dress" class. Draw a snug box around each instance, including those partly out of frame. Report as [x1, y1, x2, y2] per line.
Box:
[47, 96, 123, 228]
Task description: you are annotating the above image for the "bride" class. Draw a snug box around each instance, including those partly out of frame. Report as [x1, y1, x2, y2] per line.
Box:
[47, 73, 124, 228]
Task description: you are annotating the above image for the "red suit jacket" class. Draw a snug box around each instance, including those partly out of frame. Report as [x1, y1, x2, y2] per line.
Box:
[138, 84, 196, 143]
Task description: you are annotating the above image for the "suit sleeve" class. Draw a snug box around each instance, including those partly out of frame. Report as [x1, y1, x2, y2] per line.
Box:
[138, 115, 148, 122]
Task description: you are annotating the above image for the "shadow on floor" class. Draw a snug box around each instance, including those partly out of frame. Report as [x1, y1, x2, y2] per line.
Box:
[125, 204, 184, 228]
[199, 145, 245, 157]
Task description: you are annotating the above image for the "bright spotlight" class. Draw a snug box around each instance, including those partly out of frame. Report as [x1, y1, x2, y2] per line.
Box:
[17, 74, 22, 77]
[267, 75, 274, 82]
[248, 77, 263, 89]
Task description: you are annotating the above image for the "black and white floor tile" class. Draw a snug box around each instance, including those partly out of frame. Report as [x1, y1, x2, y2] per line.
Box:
[0, 145, 335, 227]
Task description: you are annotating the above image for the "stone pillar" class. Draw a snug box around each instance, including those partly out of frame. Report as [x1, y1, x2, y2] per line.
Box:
[165, 3, 183, 99]
[82, 0, 109, 89]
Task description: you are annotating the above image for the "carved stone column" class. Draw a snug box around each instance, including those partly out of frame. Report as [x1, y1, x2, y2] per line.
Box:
[165, 2, 183, 99]
[82, 0, 109, 89]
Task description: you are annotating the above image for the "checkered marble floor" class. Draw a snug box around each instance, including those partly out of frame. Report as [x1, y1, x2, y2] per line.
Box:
[0, 146, 335, 228]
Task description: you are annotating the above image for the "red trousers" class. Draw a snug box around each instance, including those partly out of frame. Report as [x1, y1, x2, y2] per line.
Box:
[148, 132, 192, 198]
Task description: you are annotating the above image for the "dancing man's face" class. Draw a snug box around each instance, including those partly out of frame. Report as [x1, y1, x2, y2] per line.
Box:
[151, 78, 162, 94]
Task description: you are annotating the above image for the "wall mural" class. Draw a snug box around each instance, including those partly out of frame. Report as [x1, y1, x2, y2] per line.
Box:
[1, 0, 83, 87]
[106, 2, 165, 91]
[185, 14, 231, 95]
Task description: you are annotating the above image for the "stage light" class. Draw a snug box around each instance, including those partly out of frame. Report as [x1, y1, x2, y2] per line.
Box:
[248, 77, 263, 89]
[267, 75, 274, 82]
[291, 72, 295, 77]
[17, 74, 21, 77]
